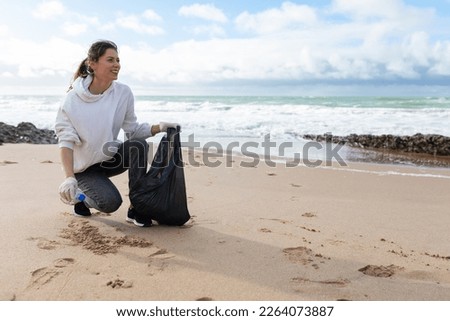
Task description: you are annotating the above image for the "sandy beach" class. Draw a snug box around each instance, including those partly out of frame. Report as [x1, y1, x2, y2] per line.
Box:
[1, 143, 449, 301]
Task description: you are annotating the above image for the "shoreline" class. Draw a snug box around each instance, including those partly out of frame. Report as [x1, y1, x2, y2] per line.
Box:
[336, 145, 450, 169]
[1, 121, 450, 169]
[190, 144, 450, 170]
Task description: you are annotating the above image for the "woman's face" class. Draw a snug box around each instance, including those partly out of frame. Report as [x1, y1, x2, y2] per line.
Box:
[90, 48, 120, 82]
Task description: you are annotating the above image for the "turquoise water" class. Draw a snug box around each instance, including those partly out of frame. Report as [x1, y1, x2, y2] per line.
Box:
[1, 94, 449, 168]
[136, 95, 450, 109]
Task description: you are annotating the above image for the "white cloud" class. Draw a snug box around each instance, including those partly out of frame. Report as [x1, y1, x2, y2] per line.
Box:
[178, 4, 227, 23]
[191, 24, 226, 37]
[59, 14, 101, 36]
[142, 9, 162, 21]
[33, 0, 65, 20]
[402, 32, 430, 67]
[330, 0, 433, 21]
[98, 22, 116, 32]
[330, 0, 402, 19]
[62, 22, 88, 36]
[329, 0, 435, 35]
[235, 2, 317, 34]
[118, 13, 450, 86]
[1, 71, 14, 78]
[121, 37, 326, 84]
[0, 37, 84, 78]
[18, 65, 37, 78]
[1, 0, 449, 90]
[116, 12, 164, 35]
[429, 41, 450, 76]
[0, 25, 8, 36]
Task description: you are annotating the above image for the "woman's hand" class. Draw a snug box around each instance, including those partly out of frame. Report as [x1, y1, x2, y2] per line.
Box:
[159, 121, 181, 132]
[59, 177, 78, 204]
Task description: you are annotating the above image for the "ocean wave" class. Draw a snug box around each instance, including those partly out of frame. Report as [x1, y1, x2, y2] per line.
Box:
[1, 95, 449, 138]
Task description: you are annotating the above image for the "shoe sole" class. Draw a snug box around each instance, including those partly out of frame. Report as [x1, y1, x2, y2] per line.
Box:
[126, 217, 151, 227]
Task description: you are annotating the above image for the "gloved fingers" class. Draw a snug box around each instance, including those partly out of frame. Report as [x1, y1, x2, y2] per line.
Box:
[159, 121, 181, 132]
[59, 187, 72, 204]
[59, 177, 78, 204]
[59, 186, 73, 204]
[67, 184, 77, 202]
[60, 194, 71, 204]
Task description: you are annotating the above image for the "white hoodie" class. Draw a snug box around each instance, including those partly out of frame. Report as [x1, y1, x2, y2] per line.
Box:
[55, 75, 151, 173]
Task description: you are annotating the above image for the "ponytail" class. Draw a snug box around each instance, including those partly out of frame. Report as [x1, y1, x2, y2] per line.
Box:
[67, 58, 92, 92]
[74, 58, 92, 80]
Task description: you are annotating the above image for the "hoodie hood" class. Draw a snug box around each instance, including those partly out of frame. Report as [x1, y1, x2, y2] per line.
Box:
[73, 75, 115, 103]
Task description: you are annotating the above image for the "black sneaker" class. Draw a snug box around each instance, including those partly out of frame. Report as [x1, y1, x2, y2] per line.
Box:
[127, 207, 152, 227]
[73, 202, 91, 217]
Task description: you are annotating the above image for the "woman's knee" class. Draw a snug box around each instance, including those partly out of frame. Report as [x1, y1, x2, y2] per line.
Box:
[76, 170, 123, 213]
[95, 194, 122, 213]
[83, 185, 123, 213]
[103, 200, 122, 213]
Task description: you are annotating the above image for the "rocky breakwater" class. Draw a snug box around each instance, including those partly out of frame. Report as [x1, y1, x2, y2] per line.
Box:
[0, 122, 57, 145]
[303, 133, 450, 157]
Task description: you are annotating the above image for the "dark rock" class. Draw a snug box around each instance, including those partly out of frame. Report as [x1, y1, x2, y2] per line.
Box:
[0, 122, 57, 144]
[303, 133, 450, 156]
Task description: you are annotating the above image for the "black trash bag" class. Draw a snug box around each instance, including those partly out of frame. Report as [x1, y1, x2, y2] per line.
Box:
[129, 126, 190, 226]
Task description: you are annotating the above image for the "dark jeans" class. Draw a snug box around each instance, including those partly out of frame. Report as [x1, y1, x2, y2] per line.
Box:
[75, 138, 149, 213]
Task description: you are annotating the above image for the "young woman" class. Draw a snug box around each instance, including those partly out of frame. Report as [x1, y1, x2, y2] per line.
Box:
[55, 40, 177, 227]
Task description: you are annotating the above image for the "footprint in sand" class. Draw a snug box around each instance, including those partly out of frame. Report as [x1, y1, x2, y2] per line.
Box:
[147, 248, 174, 276]
[28, 258, 75, 289]
[283, 246, 331, 269]
[147, 260, 169, 276]
[106, 279, 133, 289]
[358, 264, 403, 277]
[53, 258, 75, 268]
[292, 277, 350, 287]
[28, 267, 61, 289]
[291, 277, 351, 299]
[28, 237, 60, 250]
[302, 212, 317, 218]
[260, 218, 292, 225]
[149, 248, 175, 260]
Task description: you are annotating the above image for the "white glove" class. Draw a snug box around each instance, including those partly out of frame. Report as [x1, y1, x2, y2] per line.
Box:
[59, 177, 78, 204]
[159, 121, 180, 132]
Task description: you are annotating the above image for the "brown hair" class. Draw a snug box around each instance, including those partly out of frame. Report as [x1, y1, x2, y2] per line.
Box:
[68, 40, 118, 90]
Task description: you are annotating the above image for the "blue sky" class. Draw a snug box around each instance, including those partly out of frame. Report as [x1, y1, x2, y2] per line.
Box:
[1, 0, 450, 95]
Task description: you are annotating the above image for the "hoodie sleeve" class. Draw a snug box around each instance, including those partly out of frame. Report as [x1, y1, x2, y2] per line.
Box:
[121, 91, 152, 140]
[54, 103, 81, 150]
